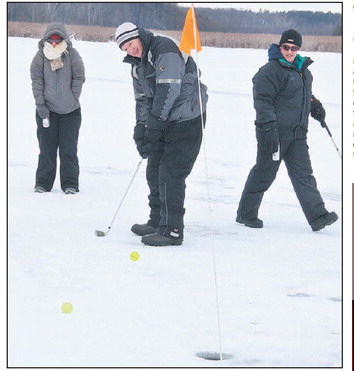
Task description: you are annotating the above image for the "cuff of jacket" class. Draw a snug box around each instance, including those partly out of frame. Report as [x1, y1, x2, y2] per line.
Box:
[255, 121, 277, 131]
[146, 112, 165, 129]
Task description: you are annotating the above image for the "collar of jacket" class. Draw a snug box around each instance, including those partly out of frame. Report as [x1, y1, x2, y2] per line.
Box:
[123, 54, 141, 66]
[138, 28, 154, 61]
[267, 43, 313, 72]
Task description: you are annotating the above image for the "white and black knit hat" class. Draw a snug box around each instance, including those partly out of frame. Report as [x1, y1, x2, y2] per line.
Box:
[115, 22, 139, 49]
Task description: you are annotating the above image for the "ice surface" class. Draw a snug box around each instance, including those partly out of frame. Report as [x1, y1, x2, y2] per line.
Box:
[8, 37, 342, 367]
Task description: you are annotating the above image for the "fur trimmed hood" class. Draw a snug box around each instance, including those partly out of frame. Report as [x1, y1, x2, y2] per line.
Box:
[38, 22, 72, 49]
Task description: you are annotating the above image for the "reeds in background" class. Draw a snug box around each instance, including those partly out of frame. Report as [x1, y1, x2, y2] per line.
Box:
[8, 21, 341, 53]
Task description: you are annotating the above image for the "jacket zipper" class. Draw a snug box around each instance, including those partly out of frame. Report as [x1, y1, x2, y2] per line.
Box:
[294, 71, 305, 138]
[56, 70, 59, 100]
[293, 65, 310, 139]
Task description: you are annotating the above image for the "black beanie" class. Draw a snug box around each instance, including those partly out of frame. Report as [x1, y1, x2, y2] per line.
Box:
[279, 29, 302, 48]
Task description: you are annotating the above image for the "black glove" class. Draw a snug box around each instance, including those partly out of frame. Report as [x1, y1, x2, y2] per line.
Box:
[133, 124, 152, 159]
[145, 113, 166, 142]
[263, 126, 279, 154]
[137, 142, 152, 159]
[310, 96, 326, 122]
[145, 127, 164, 143]
[146, 112, 164, 129]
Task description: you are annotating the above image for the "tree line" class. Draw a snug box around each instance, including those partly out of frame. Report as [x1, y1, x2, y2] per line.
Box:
[7, 3, 342, 36]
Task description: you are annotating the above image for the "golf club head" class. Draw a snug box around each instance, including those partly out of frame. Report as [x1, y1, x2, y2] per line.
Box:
[95, 230, 107, 237]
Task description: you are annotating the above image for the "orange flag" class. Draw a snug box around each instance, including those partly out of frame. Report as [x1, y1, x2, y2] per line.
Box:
[179, 6, 202, 55]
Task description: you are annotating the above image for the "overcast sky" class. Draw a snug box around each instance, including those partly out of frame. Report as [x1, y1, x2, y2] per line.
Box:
[178, 2, 342, 13]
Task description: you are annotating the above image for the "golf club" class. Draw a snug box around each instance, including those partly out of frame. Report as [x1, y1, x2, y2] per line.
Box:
[95, 158, 143, 237]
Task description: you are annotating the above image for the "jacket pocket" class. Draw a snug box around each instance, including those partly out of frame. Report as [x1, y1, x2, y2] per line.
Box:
[279, 73, 303, 97]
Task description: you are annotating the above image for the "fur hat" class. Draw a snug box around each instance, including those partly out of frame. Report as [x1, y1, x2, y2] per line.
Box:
[115, 22, 139, 49]
[279, 29, 302, 47]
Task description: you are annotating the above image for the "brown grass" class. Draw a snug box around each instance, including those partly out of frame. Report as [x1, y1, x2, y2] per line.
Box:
[8, 21, 341, 52]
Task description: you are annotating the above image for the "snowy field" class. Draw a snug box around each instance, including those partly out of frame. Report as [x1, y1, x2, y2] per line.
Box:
[8, 37, 342, 367]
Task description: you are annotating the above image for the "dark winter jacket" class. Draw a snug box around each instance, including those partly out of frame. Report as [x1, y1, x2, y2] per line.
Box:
[30, 22, 85, 115]
[253, 43, 313, 139]
[123, 28, 208, 128]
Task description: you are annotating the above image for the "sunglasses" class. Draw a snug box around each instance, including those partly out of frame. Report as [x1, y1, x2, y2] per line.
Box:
[280, 44, 300, 51]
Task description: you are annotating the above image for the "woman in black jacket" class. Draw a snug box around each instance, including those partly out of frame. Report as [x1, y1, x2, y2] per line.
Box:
[236, 29, 338, 232]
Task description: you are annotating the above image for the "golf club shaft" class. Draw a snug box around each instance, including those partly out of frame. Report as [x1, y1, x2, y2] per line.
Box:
[98, 158, 143, 236]
[321, 120, 342, 159]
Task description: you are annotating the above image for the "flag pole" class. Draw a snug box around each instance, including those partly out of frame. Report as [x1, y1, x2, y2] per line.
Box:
[191, 4, 205, 130]
[190, 3, 224, 362]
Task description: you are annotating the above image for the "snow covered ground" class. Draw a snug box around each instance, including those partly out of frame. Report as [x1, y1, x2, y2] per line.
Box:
[8, 37, 342, 367]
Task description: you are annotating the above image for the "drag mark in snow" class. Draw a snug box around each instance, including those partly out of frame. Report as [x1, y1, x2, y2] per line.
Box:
[287, 293, 311, 297]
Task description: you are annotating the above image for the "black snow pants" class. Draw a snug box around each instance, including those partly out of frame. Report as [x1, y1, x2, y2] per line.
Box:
[35, 108, 81, 192]
[237, 136, 328, 225]
[146, 114, 204, 233]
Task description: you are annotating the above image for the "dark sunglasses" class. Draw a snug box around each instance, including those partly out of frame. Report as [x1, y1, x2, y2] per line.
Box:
[280, 44, 300, 51]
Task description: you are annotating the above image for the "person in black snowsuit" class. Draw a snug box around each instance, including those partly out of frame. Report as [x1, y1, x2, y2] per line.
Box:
[236, 29, 338, 232]
[115, 22, 208, 246]
[30, 22, 85, 194]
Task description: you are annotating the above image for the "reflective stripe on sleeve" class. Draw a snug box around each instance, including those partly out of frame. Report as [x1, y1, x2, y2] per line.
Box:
[156, 79, 182, 84]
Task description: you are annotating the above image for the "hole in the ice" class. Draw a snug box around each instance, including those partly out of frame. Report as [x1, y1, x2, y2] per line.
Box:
[196, 351, 232, 361]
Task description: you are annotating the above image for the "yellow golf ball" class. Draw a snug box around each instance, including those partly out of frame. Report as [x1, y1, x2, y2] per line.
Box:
[130, 251, 140, 261]
[61, 302, 73, 314]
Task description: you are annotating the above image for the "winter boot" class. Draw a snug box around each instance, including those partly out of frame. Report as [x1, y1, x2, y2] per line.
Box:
[310, 211, 338, 232]
[34, 186, 47, 193]
[141, 227, 183, 246]
[64, 187, 78, 194]
[131, 223, 158, 236]
[236, 215, 263, 228]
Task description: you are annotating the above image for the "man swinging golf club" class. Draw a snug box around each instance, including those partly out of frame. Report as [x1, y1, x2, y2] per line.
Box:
[115, 22, 208, 246]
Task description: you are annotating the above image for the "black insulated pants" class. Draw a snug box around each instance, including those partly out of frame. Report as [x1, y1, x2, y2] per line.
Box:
[237, 137, 328, 224]
[35, 108, 81, 192]
[146, 115, 204, 231]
